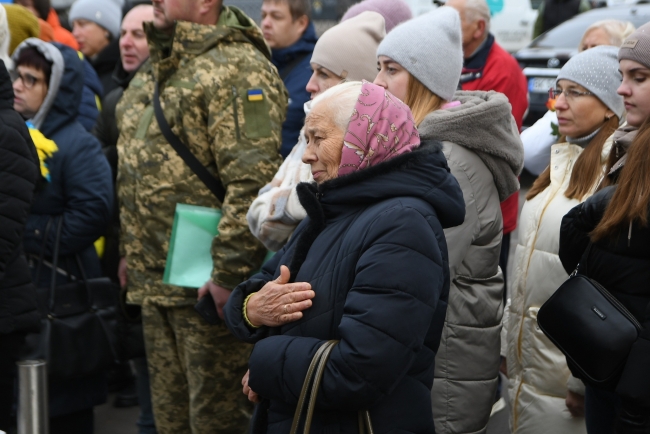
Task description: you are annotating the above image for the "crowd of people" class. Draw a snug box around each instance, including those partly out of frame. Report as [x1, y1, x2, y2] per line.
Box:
[0, 0, 649, 433]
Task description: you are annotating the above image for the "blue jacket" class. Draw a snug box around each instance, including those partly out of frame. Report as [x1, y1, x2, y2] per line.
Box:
[78, 57, 102, 131]
[271, 22, 316, 158]
[14, 39, 112, 417]
[225, 142, 465, 433]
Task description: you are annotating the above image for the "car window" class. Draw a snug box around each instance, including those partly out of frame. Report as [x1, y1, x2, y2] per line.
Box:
[530, 7, 650, 48]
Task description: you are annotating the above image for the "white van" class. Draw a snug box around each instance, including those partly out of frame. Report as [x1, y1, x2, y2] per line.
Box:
[402, 0, 538, 52]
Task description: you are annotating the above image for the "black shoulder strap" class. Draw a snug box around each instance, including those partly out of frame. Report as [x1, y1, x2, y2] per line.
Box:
[280, 52, 309, 81]
[153, 83, 226, 203]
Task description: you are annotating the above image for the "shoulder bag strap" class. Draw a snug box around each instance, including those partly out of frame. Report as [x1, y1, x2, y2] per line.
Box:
[153, 83, 226, 203]
[47, 217, 64, 312]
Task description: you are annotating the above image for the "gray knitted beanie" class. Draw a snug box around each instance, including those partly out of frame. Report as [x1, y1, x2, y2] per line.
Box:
[618, 22, 650, 70]
[69, 0, 122, 40]
[310, 11, 386, 82]
[376, 6, 462, 101]
[556, 45, 624, 119]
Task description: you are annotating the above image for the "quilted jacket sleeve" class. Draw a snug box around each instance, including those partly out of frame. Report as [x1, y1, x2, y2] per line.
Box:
[247, 205, 446, 410]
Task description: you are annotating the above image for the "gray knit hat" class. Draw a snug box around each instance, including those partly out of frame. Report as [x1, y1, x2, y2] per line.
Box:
[618, 21, 650, 70]
[556, 45, 624, 119]
[69, 0, 122, 40]
[376, 6, 462, 101]
[310, 11, 385, 82]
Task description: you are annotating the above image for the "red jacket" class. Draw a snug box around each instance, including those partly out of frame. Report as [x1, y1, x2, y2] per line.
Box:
[461, 35, 527, 234]
[47, 9, 79, 51]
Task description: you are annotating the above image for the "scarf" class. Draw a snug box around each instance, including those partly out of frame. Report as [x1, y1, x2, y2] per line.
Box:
[338, 81, 420, 176]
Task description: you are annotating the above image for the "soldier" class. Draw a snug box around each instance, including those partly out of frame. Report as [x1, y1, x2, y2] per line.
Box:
[115, 0, 287, 431]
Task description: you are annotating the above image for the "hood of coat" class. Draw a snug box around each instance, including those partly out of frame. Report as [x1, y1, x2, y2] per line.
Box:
[418, 90, 525, 201]
[298, 141, 466, 230]
[145, 6, 272, 83]
[12, 39, 82, 136]
[271, 21, 317, 68]
[0, 60, 13, 111]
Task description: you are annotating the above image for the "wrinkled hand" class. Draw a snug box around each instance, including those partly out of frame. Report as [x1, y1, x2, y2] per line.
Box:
[198, 281, 232, 320]
[118, 257, 127, 289]
[566, 390, 585, 417]
[246, 265, 314, 327]
[242, 369, 260, 403]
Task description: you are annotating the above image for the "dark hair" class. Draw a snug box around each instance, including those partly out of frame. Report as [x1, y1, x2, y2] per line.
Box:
[15, 0, 50, 20]
[15, 46, 52, 87]
[263, 0, 310, 21]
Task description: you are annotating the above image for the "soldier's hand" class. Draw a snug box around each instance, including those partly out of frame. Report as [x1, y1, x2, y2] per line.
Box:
[198, 281, 232, 320]
[118, 257, 127, 289]
[245, 265, 314, 328]
[242, 369, 260, 403]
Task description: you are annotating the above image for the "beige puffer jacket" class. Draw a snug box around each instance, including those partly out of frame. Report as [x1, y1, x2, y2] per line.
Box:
[506, 137, 612, 434]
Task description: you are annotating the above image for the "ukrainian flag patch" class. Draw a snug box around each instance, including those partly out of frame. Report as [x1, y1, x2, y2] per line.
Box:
[247, 89, 264, 102]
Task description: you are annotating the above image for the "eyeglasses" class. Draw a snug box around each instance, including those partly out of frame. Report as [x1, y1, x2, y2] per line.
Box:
[548, 88, 593, 101]
[9, 69, 45, 89]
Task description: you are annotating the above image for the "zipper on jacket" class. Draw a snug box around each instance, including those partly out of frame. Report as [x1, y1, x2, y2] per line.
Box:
[231, 86, 241, 141]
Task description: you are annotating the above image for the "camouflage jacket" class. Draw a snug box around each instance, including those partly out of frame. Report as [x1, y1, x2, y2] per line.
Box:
[116, 7, 287, 305]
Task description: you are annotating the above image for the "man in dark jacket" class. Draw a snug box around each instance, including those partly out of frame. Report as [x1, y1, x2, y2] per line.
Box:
[261, 0, 316, 158]
[0, 60, 40, 433]
[533, 0, 590, 38]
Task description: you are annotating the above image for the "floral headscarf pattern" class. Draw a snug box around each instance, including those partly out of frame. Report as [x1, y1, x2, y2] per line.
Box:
[338, 81, 420, 176]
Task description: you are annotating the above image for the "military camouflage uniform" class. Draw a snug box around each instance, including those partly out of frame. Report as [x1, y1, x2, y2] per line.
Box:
[116, 6, 287, 433]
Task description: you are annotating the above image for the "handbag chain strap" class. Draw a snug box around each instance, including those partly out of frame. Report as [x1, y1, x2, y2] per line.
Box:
[290, 340, 374, 434]
[571, 241, 594, 277]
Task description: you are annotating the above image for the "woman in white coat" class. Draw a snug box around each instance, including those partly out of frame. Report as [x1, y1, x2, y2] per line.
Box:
[506, 46, 624, 434]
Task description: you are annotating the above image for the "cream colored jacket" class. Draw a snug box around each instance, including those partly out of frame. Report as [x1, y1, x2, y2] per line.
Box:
[505, 138, 611, 434]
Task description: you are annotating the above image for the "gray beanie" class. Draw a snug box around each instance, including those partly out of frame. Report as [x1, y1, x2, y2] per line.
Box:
[310, 11, 386, 82]
[556, 45, 624, 119]
[618, 21, 650, 70]
[376, 6, 462, 101]
[69, 0, 122, 40]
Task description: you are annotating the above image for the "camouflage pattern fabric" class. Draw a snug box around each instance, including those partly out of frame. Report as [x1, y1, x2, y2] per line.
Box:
[116, 6, 288, 306]
[142, 297, 253, 433]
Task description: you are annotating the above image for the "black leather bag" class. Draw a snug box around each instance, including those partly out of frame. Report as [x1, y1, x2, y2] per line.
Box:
[23, 218, 119, 379]
[538, 243, 642, 390]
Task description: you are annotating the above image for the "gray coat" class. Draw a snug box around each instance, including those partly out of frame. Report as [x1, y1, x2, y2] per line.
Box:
[419, 91, 524, 434]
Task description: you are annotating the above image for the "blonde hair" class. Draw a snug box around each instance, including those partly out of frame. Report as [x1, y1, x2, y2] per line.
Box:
[404, 74, 446, 126]
[579, 20, 636, 51]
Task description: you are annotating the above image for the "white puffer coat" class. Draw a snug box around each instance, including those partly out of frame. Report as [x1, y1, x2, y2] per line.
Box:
[506, 138, 611, 434]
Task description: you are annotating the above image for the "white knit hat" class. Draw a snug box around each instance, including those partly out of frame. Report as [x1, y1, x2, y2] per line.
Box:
[310, 11, 386, 82]
[69, 0, 122, 40]
[377, 6, 463, 101]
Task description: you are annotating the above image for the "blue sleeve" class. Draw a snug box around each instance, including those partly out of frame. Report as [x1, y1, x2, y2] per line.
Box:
[24, 135, 113, 257]
[248, 206, 445, 410]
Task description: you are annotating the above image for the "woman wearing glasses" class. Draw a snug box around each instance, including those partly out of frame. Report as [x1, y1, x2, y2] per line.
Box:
[505, 46, 623, 434]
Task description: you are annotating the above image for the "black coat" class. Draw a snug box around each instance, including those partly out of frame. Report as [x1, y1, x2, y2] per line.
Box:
[0, 62, 40, 335]
[225, 142, 465, 434]
[90, 39, 121, 97]
[560, 185, 650, 412]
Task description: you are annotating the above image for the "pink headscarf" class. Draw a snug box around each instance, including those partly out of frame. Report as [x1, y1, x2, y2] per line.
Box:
[339, 82, 420, 176]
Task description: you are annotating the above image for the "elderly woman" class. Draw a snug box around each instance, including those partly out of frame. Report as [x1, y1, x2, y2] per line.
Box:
[506, 46, 624, 434]
[224, 81, 465, 433]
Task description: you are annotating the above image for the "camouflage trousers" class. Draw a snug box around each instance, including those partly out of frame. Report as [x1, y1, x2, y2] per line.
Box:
[141, 298, 253, 434]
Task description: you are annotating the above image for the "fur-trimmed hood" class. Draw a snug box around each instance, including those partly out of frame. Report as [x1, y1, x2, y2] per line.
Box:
[418, 90, 524, 201]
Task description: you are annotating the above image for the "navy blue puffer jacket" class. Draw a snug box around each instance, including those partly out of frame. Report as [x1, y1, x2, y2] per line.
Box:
[225, 142, 465, 434]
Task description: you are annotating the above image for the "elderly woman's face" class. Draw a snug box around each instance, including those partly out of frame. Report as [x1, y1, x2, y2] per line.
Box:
[301, 103, 345, 183]
[554, 79, 614, 138]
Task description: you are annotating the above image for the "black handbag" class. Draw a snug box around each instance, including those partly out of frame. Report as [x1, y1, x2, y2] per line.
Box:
[23, 218, 119, 379]
[538, 243, 642, 390]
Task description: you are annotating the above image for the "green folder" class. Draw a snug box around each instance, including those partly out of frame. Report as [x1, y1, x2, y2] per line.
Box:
[163, 204, 276, 288]
[163, 204, 222, 288]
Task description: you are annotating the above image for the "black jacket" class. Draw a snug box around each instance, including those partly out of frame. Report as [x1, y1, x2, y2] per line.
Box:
[560, 186, 650, 413]
[90, 39, 121, 97]
[225, 142, 465, 434]
[0, 62, 40, 335]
